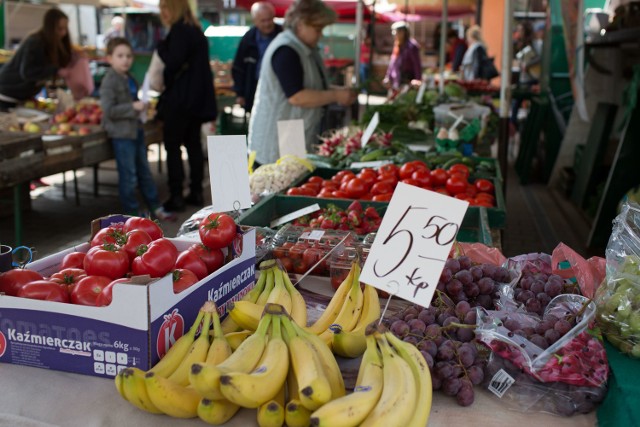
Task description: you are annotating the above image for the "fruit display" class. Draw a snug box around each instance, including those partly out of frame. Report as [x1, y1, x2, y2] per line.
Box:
[250, 155, 314, 199]
[52, 102, 102, 125]
[449, 79, 499, 95]
[290, 201, 382, 234]
[287, 162, 497, 206]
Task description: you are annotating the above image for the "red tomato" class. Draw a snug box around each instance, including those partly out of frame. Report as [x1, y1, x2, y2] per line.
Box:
[321, 181, 338, 191]
[176, 250, 208, 280]
[297, 187, 316, 196]
[408, 160, 429, 172]
[301, 183, 320, 194]
[121, 229, 153, 262]
[357, 170, 377, 187]
[279, 257, 293, 272]
[70, 276, 111, 306]
[90, 225, 125, 247]
[411, 169, 433, 187]
[401, 178, 420, 187]
[83, 245, 129, 280]
[188, 244, 225, 274]
[289, 244, 307, 260]
[475, 192, 495, 203]
[448, 163, 470, 178]
[199, 213, 237, 250]
[434, 187, 450, 196]
[61, 252, 86, 269]
[95, 278, 131, 307]
[318, 188, 334, 198]
[172, 269, 199, 293]
[286, 187, 304, 196]
[465, 185, 478, 198]
[131, 238, 178, 278]
[345, 178, 367, 199]
[378, 164, 398, 176]
[292, 259, 308, 275]
[332, 190, 349, 199]
[17, 280, 69, 303]
[475, 178, 495, 194]
[455, 193, 473, 202]
[377, 172, 398, 185]
[372, 193, 393, 202]
[0, 269, 44, 296]
[371, 181, 393, 195]
[302, 247, 323, 273]
[473, 198, 495, 207]
[308, 176, 324, 185]
[50, 268, 87, 288]
[340, 171, 356, 183]
[430, 168, 448, 187]
[446, 176, 468, 195]
[124, 217, 163, 241]
[398, 162, 420, 180]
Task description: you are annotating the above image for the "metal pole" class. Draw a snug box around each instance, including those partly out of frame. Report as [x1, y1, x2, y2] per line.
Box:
[498, 0, 514, 195]
[438, 0, 448, 95]
[355, 0, 363, 88]
[475, 0, 483, 26]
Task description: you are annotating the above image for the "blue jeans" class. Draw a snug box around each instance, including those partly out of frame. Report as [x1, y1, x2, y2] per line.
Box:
[111, 128, 161, 215]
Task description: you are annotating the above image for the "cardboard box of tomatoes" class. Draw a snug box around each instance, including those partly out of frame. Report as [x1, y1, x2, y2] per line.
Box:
[0, 215, 256, 379]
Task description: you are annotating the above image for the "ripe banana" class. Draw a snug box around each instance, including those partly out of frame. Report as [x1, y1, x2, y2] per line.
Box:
[168, 309, 212, 386]
[219, 314, 289, 408]
[267, 267, 293, 315]
[282, 315, 332, 410]
[190, 313, 272, 400]
[221, 261, 269, 334]
[360, 334, 417, 427]
[228, 300, 262, 331]
[310, 335, 383, 427]
[331, 284, 381, 358]
[150, 308, 206, 378]
[121, 367, 163, 414]
[319, 264, 364, 344]
[224, 330, 252, 351]
[256, 268, 275, 306]
[385, 332, 433, 427]
[285, 363, 312, 427]
[206, 307, 232, 365]
[115, 369, 126, 400]
[281, 267, 308, 327]
[257, 383, 285, 427]
[197, 398, 241, 425]
[145, 372, 200, 418]
[306, 263, 356, 335]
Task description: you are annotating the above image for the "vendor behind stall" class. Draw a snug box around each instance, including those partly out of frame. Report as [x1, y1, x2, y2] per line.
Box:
[0, 8, 72, 111]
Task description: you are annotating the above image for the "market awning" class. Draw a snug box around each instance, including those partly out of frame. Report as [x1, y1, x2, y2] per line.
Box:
[385, 0, 476, 18]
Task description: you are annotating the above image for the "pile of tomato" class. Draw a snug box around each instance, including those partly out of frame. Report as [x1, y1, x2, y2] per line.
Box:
[0, 213, 238, 306]
[286, 161, 496, 207]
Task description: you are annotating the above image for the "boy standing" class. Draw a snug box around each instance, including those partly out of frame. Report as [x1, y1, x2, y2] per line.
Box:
[100, 37, 175, 220]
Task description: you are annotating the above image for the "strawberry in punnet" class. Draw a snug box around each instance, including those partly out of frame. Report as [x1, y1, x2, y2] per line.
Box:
[347, 209, 361, 227]
[364, 206, 380, 220]
[347, 200, 363, 212]
[320, 217, 336, 229]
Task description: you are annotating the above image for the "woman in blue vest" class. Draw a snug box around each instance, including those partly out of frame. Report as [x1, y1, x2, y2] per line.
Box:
[248, 0, 357, 166]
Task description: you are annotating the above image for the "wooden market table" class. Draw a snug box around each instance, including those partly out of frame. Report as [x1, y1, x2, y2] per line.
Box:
[0, 121, 164, 245]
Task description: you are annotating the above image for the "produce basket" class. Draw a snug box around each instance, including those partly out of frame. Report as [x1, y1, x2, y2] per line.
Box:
[0, 131, 45, 188]
[238, 194, 494, 246]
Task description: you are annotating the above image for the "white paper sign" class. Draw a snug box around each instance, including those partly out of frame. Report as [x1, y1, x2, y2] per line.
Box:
[277, 119, 307, 158]
[207, 135, 252, 213]
[270, 203, 321, 228]
[360, 183, 469, 308]
[416, 81, 427, 104]
[350, 160, 393, 169]
[360, 112, 379, 148]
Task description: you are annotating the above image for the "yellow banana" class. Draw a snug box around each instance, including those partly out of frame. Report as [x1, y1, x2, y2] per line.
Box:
[268, 267, 292, 315]
[168, 309, 212, 386]
[115, 369, 126, 400]
[282, 268, 308, 327]
[190, 314, 271, 400]
[360, 334, 417, 427]
[306, 263, 356, 335]
[121, 367, 163, 414]
[224, 330, 252, 351]
[256, 269, 275, 306]
[206, 306, 232, 365]
[219, 314, 289, 408]
[331, 284, 381, 358]
[257, 382, 285, 427]
[285, 364, 312, 427]
[386, 332, 433, 427]
[145, 372, 200, 418]
[319, 264, 364, 344]
[221, 264, 269, 334]
[228, 300, 263, 331]
[310, 335, 383, 427]
[150, 308, 206, 378]
[282, 315, 332, 411]
[290, 318, 345, 400]
[197, 398, 241, 425]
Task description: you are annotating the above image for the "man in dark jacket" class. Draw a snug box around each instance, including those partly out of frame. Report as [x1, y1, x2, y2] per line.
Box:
[232, 1, 282, 114]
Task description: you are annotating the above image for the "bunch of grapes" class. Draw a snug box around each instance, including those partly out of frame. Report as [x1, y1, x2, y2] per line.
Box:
[513, 264, 580, 316]
[485, 353, 607, 416]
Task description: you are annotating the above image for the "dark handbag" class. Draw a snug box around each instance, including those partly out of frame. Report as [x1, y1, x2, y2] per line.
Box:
[477, 46, 499, 80]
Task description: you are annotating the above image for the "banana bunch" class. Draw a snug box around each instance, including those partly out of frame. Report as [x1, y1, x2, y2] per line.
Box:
[114, 301, 233, 419]
[309, 327, 433, 427]
[226, 260, 307, 332]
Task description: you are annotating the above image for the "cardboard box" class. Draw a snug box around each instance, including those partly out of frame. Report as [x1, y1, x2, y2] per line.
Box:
[0, 225, 256, 378]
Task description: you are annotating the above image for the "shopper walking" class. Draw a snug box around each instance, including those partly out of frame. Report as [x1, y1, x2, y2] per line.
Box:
[248, 0, 356, 166]
[460, 25, 495, 82]
[232, 1, 282, 113]
[0, 8, 72, 111]
[157, 0, 217, 212]
[100, 37, 176, 221]
[383, 21, 422, 89]
[511, 21, 542, 126]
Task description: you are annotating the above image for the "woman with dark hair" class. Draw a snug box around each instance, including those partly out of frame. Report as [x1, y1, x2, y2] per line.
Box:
[248, 0, 356, 166]
[0, 8, 72, 111]
[383, 21, 422, 89]
[157, 0, 217, 211]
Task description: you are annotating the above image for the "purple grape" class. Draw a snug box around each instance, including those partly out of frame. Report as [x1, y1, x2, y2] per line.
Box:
[466, 365, 484, 385]
[418, 309, 436, 325]
[437, 340, 456, 361]
[442, 378, 462, 396]
[404, 307, 419, 317]
[514, 329, 526, 337]
[477, 277, 495, 295]
[403, 335, 419, 345]
[455, 270, 473, 285]
[535, 320, 555, 335]
[445, 258, 461, 274]
[521, 326, 536, 337]
[403, 313, 417, 322]
[450, 363, 463, 379]
[463, 283, 480, 298]
[407, 319, 427, 334]
[530, 280, 546, 295]
[439, 268, 453, 283]
[469, 266, 483, 281]
[418, 340, 438, 358]
[436, 281, 446, 292]
[435, 361, 453, 379]
[544, 328, 561, 344]
[431, 375, 442, 390]
[554, 319, 573, 336]
[455, 301, 471, 318]
[481, 263, 497, 278]
[456, 381, 475, 406]
[474, 294, 493, 309]
[390, 320, 410, 337]
[529, 334, 549, 349]
[464, 310, 477, 325]
[457, 256, 472, 270]
[457, 345, 475, 367]
[451, 291, 469, 304]
[425, 324, 442, 340]
[536, 292, 551, 307]
[443, 316, 459, 327]
[544, 281, 563, 298]
[503, 318, 521, 332]
[525, 297, 543, 314]
[517, 290, 535, 304]
[456, 327, 475, 343]
[519, 276, 533, 291]
[533, 272, 549, 282]
[494, 267, 511, 283]
[446, 279, 463, 295]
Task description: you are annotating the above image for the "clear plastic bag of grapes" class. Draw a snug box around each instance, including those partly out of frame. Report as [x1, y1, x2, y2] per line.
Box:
[596, 201, 640, 357]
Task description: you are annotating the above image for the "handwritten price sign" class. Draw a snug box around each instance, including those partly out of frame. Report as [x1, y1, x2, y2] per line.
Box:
[360, 183, 469, 308]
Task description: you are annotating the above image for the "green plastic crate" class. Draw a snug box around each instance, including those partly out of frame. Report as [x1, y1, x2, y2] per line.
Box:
[239, 194, 493, 246]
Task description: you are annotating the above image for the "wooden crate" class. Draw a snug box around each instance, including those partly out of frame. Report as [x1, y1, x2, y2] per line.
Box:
[0, 131, 44, 189]
[41, 136, 84, 177]
[80, 128, 111, 165]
